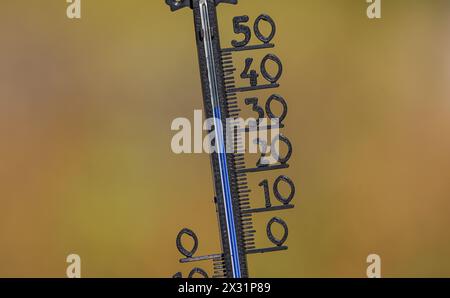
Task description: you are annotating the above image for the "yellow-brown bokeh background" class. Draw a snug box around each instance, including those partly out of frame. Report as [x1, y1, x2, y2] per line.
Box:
[1, 0, 450, 277]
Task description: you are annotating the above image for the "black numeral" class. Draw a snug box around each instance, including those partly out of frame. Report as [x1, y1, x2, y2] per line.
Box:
[259, 175, 295, 207]
[241, 58, 259, 86]
[256, 134, 292, 166]
[261, 54, 283, 83]
[176, 228, 198, 257]
[267, 217, 288, 246]
[231, 14, 277, 47]
[245, 97, 265, 119]
[240, 54, 283, 87]
[254, 14, 276, 44]
[266, 94, 288, 124]
[259, 179, 272, 208]
[232, 16, 251, 47]
[245, 94, 288, 124]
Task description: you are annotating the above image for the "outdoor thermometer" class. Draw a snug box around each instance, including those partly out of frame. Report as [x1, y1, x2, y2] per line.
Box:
[166, 0, 296, 278]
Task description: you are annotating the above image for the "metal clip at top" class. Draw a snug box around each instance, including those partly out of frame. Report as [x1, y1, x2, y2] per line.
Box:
[165, 0, 237, 12]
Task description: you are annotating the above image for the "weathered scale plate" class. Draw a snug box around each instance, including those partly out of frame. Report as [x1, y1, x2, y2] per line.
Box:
[166, 0, 296, 278]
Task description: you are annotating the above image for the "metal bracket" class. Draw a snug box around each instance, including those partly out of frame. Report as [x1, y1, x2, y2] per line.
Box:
[165, 0, 237, 12]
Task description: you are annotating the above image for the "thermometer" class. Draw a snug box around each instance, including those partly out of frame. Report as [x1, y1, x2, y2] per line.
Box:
[166, 0, 295, 278]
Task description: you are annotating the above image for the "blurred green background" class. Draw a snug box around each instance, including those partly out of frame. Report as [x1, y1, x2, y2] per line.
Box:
[1, 0, 450, 277]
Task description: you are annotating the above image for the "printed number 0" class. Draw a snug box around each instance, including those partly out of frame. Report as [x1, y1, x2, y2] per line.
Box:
[254, 14, 276, 44]
[267, 217, 288, 247]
